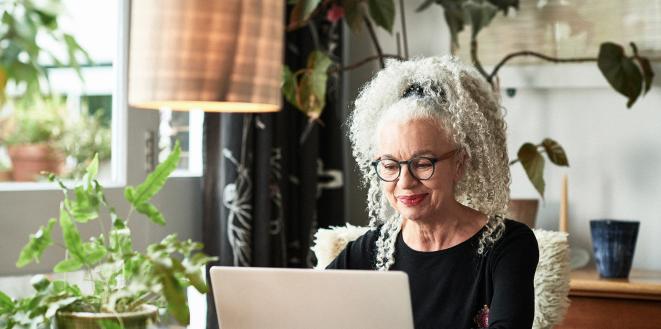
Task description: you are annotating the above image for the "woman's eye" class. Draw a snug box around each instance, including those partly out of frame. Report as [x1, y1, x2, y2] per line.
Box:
[382, 163, 397, 170]
[413, 160, 431, 167]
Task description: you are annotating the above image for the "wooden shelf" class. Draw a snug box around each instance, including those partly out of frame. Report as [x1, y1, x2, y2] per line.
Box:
[569, 267, 661, 301]
[557, 267, 661, 329]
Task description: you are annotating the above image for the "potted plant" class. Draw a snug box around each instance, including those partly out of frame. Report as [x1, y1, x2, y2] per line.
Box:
[0, 142, 216, 329]
[1, 97, 68, 181]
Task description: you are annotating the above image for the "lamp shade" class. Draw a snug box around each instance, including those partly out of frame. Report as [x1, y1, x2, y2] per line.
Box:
[128, 0, 283, 112]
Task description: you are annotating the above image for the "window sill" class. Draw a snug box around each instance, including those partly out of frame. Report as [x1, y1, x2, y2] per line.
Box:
[0, 180, 125, 192]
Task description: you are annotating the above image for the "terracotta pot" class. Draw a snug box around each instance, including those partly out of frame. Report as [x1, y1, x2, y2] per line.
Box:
[507, 198, 539, 228]
[55, 304, 158, 329]
[7, 144, 64, 181]
[0, 170, 11, 181]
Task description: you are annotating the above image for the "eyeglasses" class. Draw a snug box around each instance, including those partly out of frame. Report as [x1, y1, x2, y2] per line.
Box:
[370, 149, 458, 182]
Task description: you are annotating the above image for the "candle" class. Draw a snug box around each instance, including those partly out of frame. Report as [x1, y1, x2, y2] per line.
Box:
[559, 174, 569, 233]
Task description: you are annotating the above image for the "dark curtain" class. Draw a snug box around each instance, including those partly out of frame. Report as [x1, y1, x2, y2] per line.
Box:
[202, 8, 346, 329]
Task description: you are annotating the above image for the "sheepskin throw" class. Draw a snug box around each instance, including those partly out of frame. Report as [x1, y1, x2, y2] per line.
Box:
[311, 224, 570, 329]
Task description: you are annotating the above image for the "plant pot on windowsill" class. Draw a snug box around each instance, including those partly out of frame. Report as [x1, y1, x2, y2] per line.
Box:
[590, 219, 640, 278]
[55, 304, 158, 329]
[7, 143, 64, 181]
[0, 169, 12, 181]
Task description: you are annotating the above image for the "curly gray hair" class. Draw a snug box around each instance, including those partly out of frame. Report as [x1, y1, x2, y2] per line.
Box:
[348, 56, 511, 270]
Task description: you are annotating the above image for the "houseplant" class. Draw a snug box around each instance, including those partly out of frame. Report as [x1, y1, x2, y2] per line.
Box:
[0, 142, 216, 329]
[1, 97, 67, 181]
[282, 0, 654, 198]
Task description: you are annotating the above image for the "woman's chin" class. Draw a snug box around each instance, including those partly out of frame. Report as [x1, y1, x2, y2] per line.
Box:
[398, 208, 427, 222]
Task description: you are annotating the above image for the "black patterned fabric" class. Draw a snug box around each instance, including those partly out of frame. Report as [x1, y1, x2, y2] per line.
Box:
[202, 8, 346, 328]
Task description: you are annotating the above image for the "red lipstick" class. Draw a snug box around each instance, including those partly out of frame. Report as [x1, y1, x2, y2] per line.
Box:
[397, 194, 427, 206]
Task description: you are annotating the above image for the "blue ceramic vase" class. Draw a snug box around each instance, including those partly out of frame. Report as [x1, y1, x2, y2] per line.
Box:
[590, 219, 640, 278]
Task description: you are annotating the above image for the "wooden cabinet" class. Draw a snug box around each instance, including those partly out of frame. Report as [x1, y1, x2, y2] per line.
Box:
[556, 268, 661, 329]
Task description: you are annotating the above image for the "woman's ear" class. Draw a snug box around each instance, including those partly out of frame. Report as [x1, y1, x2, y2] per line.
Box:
[454, 150, 468, 183]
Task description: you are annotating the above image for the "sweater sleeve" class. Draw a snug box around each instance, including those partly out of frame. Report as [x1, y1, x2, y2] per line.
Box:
[488, 222, 539, 329]
[325, 229, 377, 270]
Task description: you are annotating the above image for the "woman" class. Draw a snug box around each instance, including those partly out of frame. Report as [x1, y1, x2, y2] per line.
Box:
[327, 56, 539, 329]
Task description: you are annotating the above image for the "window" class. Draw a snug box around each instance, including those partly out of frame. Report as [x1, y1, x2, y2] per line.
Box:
[0, 0, 126, 187]
[158, 109, 204, 177]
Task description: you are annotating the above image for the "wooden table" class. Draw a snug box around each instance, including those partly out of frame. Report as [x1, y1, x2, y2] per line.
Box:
[556, 268, 661, 329]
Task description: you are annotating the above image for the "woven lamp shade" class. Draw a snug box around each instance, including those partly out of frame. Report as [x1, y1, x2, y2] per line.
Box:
[128, 0, 283, 112]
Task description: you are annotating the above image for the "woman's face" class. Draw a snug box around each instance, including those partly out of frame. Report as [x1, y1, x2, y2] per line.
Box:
[376, 118, 460, 222]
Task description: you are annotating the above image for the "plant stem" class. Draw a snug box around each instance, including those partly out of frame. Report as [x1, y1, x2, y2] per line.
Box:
[488, 51, 596, 83]
[330, 54, 403, 73]
[127, 291, 158, 311]
[471, 36, 597, 86]
[363, 15, 386, 68]
[398, 0, 409, 59]
[470, 38, 490, 84]
[126, 207, 134, 225]
[307, 20, 322, 51]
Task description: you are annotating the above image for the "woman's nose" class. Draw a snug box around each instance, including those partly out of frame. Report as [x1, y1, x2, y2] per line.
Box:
[397, 164, 418, 187]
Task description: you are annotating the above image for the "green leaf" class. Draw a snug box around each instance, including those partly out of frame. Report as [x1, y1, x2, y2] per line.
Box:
[183, 254, 216, 293]
[416, 0, 437, 12]
[66, 186, 100, 223]
[298, 51, 333, 120]
[83, 240, 107, 265]
[172, 257, 207, 294]
[342, 0, 366, 32]
[135, 202, 166, 226]
[487, 0, 518, 13]
[0, 291, 14, 314]
[464, 0, 499, 39]
[59, 205, 86, 263]
[439, 0, 466, 48]
[368, 0, 395, 33]
[86, 154, 99, 182]
[282, 66, 299, 109]
[156, 265, 190, 325]
[541, 138, 569, 167]
[634, 55, 655, 94]
[289, 0, 322, 29]
[16, 218, 57, 268]
[110, 216, 133, 256]
[128, 141, 180, 206]
[517, 142, 545, 197]
[53, 258, 83, 273]
[597, 42, 643, 108]
[30, 275, 50, 292]
[45, 296, 78, 318]
[124, 186, 136, 203]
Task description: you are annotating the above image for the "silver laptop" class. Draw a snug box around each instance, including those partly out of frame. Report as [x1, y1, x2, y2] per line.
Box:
[209, 266, 414, 329]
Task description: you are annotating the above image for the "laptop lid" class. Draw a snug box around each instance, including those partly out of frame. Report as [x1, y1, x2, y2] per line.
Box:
[209, 266, 414, 329]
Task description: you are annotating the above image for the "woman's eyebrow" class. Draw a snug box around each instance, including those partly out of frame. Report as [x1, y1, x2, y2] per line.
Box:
[411, 150, 435, 157]
[377, 150, 436, 159]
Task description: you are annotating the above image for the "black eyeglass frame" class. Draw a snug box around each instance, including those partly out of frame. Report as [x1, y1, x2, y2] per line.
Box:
[370, 149, 459, 182]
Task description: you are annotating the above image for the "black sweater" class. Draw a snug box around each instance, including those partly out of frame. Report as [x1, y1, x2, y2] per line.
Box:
[326, 219, 539, 329]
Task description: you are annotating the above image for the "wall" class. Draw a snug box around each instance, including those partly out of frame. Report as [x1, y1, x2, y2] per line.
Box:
[342, 2, 661, 270]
